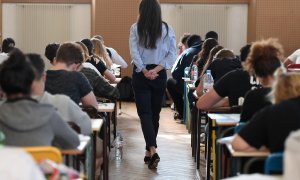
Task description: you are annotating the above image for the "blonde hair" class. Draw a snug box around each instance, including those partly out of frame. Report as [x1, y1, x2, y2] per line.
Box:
[271, 67, 300, 104]
[75, 41, 90, 62]
[91, 38, 113, 68]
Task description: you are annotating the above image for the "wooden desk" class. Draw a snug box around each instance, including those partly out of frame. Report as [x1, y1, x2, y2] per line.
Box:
[226, 143, 270, 176]
[206, 113, 240, 180]
[61, 135, 91, 178]
[61, 135, 90, 155]
[98, 103, 115, 112]
[224, 174, 282, 180]
[208, 113, 240, 126]
[91, 119, 108, 180]
[226, 144, 270, 157]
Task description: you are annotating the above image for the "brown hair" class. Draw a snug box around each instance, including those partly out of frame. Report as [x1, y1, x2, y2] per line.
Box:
[245, 38, 283, 78]
[56, 42, 84, 66]
[200, 45, 223, 78]
[214, 49, 235, 60]
[75, 41, 90, 62]
[271, 67, 300, 104]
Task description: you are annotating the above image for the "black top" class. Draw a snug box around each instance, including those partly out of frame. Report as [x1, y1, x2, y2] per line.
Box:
[86, 57, 107, 75]
[214, 69, 253, 106]
[208, 57, 242, 82]
[238, 96, 300, 152]
[240, 88, 272, 122]
[45, 70, 92, 104]
[171, 43, 201, 81]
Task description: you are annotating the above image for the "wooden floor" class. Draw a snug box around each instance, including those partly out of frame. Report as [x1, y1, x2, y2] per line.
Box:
[109, 102, 199, 180]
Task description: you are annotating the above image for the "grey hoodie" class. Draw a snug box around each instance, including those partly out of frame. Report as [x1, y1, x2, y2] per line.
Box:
[0, 98, 79, 149]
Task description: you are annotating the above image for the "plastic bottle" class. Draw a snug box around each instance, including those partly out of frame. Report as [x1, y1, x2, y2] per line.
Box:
[115, 134, 123, 160]
[203, 70, 214, 93]
[191, 64, 198, 84]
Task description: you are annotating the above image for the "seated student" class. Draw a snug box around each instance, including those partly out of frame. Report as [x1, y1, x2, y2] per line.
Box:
[0, 50, 79, 149]
[196, 44, 257, 110]
[195, 38, 219, 77]
[76, 41, 120, 101]
[93, 35, 128, 68]
[0, 146, 45, 180]
[81, 38, 116, 83]
[2, 37, 15, 54]
[168, 34, 202, 119]
[28, 53, 92, 135]
[283, 48, 300, 67]
[91, 38, 113, 69]
[45, 42, 98, 109]
[196, 49, 241, 97]
[240, 38, 283, 122]
[232, 67, 300, 153]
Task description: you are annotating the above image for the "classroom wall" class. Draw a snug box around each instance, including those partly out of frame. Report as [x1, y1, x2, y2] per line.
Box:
[248, 0, 300, 56]
[1, 0, 300, 76]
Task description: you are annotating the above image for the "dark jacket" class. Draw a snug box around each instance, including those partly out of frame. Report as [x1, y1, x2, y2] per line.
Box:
[171, 42, 202, 81]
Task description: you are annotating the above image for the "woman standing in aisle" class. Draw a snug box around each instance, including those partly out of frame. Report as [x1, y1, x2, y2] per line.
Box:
[129, 0, 176, 169]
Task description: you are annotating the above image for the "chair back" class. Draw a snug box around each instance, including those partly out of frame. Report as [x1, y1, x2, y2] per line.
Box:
[234, 122, 246, 133]
[264, 152, 283, 174]
[23, 146, 62, 164]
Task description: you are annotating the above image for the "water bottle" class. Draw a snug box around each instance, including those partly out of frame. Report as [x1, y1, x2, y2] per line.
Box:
[203, 70, 214, 93]
[191, 64, 198, 84]
[115, 134, 123, 160]
[184, 67, 190, 78]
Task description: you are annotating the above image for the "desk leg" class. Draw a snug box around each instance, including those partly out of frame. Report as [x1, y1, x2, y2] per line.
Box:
[206, 115, 212, 180]
[102, 118, 109, 180]
[113, 101, 117, 139]
[196, 110, 201, 168]
[92, 132, 96, 180]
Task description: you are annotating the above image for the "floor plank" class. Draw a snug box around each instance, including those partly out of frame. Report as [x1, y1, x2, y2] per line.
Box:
[109, 102, 199, 180]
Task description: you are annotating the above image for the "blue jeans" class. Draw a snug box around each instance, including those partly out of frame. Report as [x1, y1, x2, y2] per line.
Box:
[132, 65, 166, 151]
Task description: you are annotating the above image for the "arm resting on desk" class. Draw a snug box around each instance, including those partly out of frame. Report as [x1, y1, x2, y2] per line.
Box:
[196, 89, 228, 110]
[232, 134, 268, 152]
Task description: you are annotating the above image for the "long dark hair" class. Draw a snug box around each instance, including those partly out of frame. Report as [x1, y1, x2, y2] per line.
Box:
[137, 0, 162, 49]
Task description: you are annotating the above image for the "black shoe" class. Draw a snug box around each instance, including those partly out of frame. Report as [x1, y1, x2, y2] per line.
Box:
[144, 156, 151, 164]
[148, 153, 160, 169]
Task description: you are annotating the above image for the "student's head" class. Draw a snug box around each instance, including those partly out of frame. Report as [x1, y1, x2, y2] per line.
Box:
[271, 67, 300, 104]
[0, 49, 34, 98]
[245, 38, 283, 78]
[205, 31, 218, 41]
[200, 45, 223, 77]
[81, 38, 94, 56]
[45, 43, 60, 64]
[93, 35, 104, 44]
[91, 38, 107, 58]
[75, 41, 90, 62]
[55, 42, 84, 67]
[26, 53, 45, 81]
[187, 34, 201, 47]
[2, 38, 15, 53]
[138, 0, 162, 49]
[180, 33, 191, 48]
[240, 44, 252, 62]
[198, 38, 219, 61]
[214, 49, 235, 60]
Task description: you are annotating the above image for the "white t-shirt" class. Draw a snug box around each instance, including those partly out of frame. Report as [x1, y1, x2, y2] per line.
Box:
[107, 47, 128, 68]
[0, 147, 46, 180]
[288, 49, 300, 64]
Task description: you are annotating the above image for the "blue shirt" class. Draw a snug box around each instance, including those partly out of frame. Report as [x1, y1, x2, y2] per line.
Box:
[129, 23, 177, 72]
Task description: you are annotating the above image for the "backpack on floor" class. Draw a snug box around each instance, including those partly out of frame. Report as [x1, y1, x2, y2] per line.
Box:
[117, 76, 134, 101]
